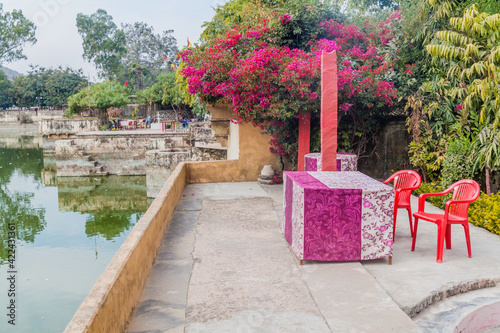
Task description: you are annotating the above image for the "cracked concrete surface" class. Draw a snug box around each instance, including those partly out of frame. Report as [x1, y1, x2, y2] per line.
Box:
[127, 182, 500, 333]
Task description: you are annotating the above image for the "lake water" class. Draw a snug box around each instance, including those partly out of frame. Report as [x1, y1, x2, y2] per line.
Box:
[0, 148, 150, 332]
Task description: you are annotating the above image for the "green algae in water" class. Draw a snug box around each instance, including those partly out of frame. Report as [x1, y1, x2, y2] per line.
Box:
[0, 148, 148, 332]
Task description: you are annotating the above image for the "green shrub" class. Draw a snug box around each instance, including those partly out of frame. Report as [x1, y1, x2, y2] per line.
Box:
[441, 138, 476, 189]
[132, 107, 139, 118]
[469, 193, 500, 236]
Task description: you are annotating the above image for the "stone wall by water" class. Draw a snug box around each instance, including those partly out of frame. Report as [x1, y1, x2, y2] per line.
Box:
[40, 119, 100, 136]
[145, 147, 227, 197]
[0, 110, 64, 122]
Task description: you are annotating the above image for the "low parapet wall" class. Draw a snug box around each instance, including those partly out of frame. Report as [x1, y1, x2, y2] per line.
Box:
[64, 162, 188, 333]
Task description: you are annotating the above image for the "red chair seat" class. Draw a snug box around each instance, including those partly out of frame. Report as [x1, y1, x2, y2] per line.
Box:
[413, 212, 466, 224]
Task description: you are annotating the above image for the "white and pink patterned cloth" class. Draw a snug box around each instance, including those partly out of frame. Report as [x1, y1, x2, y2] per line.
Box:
[305, 152, 358, 172]
[282, 171, 394, 262]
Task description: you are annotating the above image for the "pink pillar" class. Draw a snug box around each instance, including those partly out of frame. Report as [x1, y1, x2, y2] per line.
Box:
[321, 51, 338, 171]
[297, 111, 311, 171]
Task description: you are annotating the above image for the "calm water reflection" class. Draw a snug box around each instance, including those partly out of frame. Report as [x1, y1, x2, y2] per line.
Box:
[0, 148, 149, 332]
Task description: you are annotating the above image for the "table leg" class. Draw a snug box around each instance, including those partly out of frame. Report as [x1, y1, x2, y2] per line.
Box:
[300, 260, 303, 265]
[388, 257, 392, 265]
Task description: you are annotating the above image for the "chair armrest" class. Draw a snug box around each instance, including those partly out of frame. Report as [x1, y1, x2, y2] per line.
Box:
[382, 173, 397, 184]
[417, 189, 453, 211]
[396, 185, 420, 193]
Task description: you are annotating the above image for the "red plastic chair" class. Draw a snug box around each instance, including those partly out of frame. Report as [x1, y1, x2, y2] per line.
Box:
[383, 170, 421, 241]
[411, 179, 480, 263]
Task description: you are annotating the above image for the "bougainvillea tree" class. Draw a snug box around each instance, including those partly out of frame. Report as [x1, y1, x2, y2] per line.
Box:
[179, 0, 402, 165]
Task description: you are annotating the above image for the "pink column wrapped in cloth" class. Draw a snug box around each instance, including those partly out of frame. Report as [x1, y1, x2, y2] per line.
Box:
[282, 171, 394, 262]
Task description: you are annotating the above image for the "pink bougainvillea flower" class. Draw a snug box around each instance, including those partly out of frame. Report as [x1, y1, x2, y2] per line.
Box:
[281, 14, 291, 25]
[178, 10, 401, 159]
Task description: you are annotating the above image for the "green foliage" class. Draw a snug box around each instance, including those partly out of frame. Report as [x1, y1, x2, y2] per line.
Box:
[456, 0, 500, 15]
[85, 212, 137, 241]
[270, 0, 343, 50]
[469, 192, 500, 236]
[67, 81, 130, 125]
[137, 72, 174, 105]
[442, 137, 476, 188]
[203, 0, 343, 47]
[0, 149, 46, 263]
[190, 96, 208, 117]
[175, 61, 195, 106]
[200, 0, 343, 50]
[472, 125, 500, 173]
[404, 2, 500, 183]
[120, 22, 179, 89]
[0, 70, 12, 109]
[426, 6, 500, 129]
[417, 5, 500, 189]
[161, 73, 184, 107]
[348, 0, 398, 10]
[0, 4, 36, 65]
[132, 107, 139, 118]
[76, 9, 127, 81]
[9, 66, 87, 108]
[407, 119, 447, 183]
[76, 10, 178, 88]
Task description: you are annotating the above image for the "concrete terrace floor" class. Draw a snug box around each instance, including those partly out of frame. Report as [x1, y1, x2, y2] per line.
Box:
[126, 181, 500, 333]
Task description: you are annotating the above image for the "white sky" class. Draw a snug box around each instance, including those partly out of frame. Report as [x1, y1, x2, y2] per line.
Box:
[2, 0, 228, 81]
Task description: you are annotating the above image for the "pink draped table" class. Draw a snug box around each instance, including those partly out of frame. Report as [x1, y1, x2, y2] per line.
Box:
[304, 152, 357, 172]
[282, 171, 395, 262]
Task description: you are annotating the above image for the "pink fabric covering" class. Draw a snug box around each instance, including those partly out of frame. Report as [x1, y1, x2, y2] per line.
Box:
[304, 152, 358, 172]
[282, 171, 394, 261]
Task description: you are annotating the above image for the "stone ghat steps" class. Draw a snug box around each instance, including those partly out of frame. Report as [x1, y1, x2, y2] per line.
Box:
[78, 148, 109, 176]
[56, 141, 110, 177]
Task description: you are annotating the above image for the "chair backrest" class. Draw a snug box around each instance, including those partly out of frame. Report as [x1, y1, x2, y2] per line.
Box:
[393, 170, 422, 203]
[449, 179, 480, 218]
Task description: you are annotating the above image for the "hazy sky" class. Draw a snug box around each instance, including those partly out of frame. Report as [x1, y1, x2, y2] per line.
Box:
[2, 0, 228, 80]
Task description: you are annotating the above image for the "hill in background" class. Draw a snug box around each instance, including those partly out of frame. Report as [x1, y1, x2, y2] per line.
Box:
[1, 66, 23, 80]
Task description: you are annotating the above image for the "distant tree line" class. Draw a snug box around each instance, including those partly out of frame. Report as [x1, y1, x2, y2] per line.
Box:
[0, 66, 87, 109]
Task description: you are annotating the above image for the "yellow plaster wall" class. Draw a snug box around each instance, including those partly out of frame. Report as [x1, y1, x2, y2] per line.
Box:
[238, 121, 279, 180]
[207, 104, 279, 181]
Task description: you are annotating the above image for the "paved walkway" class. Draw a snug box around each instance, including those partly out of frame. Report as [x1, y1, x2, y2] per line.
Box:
[127, 182, 500, 333]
